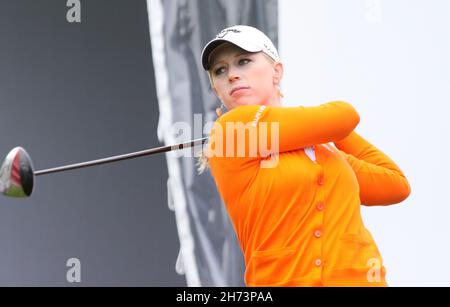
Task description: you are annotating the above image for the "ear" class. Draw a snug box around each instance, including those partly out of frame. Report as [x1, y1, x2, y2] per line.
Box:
[272, 62, 284, 86]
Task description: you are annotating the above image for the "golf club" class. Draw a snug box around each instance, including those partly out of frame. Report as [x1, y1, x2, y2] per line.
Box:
[0, 137, 208, 198]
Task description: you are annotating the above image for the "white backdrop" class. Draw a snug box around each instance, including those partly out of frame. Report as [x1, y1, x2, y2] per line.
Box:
[279, 0, 450, 286]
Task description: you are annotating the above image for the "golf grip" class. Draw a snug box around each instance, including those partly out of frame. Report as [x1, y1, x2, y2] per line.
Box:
[34, 137, 209, 176]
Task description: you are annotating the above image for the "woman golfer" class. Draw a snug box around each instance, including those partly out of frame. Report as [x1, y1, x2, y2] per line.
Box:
[199, 25, 411, 287]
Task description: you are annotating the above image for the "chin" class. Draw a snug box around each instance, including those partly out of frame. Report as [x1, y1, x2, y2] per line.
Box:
[231, 98, 264, 108]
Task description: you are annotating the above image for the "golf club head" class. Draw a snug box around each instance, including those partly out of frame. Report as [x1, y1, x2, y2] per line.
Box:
[0, 147, 34, 198]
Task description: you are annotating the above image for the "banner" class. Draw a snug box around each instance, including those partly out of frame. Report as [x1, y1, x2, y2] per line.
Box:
[147, 0, 278, 286]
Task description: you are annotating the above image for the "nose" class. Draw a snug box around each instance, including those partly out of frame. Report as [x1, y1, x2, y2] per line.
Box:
[228, 67, 240, 83]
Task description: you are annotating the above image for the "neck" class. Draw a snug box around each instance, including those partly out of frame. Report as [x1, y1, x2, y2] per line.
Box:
[265, 90, 283, 107]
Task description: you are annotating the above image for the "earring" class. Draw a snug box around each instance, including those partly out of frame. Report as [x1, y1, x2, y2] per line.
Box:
[216, 103, 225, 117]
[278, 86, 284, 99]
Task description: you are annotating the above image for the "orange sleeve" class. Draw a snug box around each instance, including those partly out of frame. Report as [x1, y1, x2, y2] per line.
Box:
[334, 131, 411, 206]
[211, 101, 360, 160]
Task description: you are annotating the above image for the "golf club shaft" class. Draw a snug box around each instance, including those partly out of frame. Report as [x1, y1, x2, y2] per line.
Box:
[34, 137, 209, 176]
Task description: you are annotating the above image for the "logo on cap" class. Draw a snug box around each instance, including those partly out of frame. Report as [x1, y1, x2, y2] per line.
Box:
[216, 28, 241, 39]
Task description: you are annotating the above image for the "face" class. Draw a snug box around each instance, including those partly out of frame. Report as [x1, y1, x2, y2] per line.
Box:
[208, 43, 283, 110]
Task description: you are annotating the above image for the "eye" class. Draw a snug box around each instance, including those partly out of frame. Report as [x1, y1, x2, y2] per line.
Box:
[214, 66, 226, 76]
[239, 58, 251, 65]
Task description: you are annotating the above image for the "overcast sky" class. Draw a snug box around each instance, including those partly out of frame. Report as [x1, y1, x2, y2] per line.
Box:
[280, 0, 450, 286]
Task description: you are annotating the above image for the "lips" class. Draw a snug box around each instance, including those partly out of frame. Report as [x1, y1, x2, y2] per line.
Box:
[230, 86, 250, 96]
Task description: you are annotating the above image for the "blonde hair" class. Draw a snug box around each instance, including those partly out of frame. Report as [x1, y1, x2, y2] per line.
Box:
[196, 146, 211, 174]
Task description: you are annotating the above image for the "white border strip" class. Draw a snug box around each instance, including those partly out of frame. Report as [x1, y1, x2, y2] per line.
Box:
[146, 0, 201, 286]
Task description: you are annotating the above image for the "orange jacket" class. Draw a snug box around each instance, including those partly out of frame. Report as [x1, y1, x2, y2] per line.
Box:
[207, 101, 411, 287]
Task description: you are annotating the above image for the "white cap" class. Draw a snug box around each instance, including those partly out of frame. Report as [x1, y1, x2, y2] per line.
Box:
[201, 25, 280, 71]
